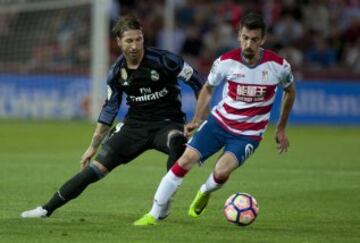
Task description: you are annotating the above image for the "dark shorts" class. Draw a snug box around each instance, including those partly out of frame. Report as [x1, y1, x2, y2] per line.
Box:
[187, 115, 260, 166]
[95, 120, 184, 171]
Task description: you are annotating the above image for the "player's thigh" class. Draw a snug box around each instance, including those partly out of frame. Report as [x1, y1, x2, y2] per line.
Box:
[223, 136, 259, 167]
[187, 118, 225, 163]
[95, 122, 150, 171]
[152, 121, 184, 153]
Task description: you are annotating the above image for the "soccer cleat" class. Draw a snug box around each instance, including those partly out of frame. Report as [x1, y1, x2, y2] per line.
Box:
[133, 213, 157, 226]
[188, 190, 211, 218]
[21, 206, 48, 218]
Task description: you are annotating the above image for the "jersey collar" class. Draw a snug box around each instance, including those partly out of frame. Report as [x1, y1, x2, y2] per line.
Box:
[240, 48, 264, 69]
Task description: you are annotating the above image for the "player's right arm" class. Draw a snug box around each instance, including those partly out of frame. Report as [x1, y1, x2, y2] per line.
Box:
[185, 58, 225, 137]
[184, 82, 214, 137]
[80, 62, 123, 169]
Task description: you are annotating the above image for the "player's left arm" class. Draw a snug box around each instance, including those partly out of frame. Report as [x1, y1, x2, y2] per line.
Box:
[163, 52, 205, 98]
[276, 60, 296, 154]
[177, 62, 205, 98]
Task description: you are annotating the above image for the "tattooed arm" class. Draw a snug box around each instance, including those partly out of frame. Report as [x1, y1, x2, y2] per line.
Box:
[79, 123, 111, 169]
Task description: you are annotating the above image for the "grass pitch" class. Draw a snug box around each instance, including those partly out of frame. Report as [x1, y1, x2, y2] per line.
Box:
[0, 120, 359, 243]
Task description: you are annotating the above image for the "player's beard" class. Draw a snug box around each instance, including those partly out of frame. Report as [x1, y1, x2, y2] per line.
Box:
[126, 49, 143, 64]
[243, 48, 255, 60]
[128, 50, 139, 59]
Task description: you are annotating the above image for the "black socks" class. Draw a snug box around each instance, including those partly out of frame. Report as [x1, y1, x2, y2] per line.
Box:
[166, 134, 187, 171]
[43, 165, 102, 216]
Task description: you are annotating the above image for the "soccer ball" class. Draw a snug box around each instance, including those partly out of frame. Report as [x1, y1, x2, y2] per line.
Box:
[224, 192, 259, 226]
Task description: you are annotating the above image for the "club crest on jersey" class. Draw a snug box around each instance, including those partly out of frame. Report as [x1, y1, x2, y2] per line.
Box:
[262, 70, 268, 82]
[150, 70, 160, 81]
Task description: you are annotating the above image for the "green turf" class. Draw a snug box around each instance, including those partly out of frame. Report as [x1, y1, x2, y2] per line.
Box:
[1, 120, 359, 242]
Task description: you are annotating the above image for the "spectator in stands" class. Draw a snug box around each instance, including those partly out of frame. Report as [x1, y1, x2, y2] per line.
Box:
[273, 11, 303, 46]
[305, 35, 337, 68]
[302, 0, 330, 36]
[181, 26, 203, 57]
[279, 45, 304, 68]
[343, 40, 360, 72]
[341, 14, 360, 44]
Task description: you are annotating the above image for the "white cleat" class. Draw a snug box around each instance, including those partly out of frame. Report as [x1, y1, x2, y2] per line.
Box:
[21, 206, 48, 218]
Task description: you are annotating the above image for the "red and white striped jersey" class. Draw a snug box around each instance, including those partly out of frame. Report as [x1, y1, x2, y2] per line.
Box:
[208, 48, 294, 140]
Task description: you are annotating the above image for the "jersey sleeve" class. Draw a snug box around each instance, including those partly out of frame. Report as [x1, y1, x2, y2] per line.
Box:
[97, 66, 123, 126]
[163, 52, 205, 97]
[278, 59, 294, 89]
[177, 61, 205, 97]
[207, 58, 226, 86]
[162, 52, 184, 76]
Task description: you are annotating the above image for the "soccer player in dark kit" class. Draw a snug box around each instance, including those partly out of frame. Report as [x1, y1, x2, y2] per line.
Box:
[21, 14, 204, 219]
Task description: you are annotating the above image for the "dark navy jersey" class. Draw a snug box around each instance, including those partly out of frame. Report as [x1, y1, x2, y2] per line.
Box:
[97, 47, 204, 126]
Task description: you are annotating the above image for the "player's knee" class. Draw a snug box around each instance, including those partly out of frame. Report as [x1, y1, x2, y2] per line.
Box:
[214, 157, 238, 180]
[166, 131, 187, 170]
[178, 148, 199, 170]
[57, 161, 108, 202]
[94, 145, 122, 171]
[167, 131, 187, 155]
[213, 169, 230, 182]
[89, 161, 109, 178]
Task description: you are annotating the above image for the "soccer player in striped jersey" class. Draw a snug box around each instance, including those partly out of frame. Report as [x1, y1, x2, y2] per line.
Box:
[134, 12, 296, 226]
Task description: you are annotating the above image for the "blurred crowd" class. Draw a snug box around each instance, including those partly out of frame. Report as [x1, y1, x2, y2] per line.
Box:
[0, 0, 359, 79]
[0, 3, 90, 74]
[112, 0, 359, 79]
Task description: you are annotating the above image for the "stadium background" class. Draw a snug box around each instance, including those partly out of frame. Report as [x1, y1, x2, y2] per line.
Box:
[0, 1, 359, 243]
[0, 0, 359, 123]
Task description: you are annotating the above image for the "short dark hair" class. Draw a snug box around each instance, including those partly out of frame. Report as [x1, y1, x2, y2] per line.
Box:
[112, 14, 142, 38]
[240, 12, 266, 36]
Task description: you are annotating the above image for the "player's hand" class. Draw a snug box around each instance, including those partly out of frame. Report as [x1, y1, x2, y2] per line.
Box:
[184, 121, 201, 138]
[275, 128, 289, 154]
[80, 146, 97, 170]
